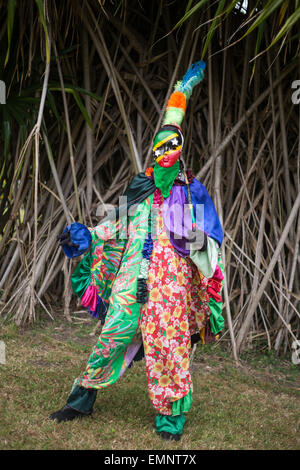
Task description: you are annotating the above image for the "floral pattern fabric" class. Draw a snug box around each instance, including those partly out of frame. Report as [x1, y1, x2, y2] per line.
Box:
[140, 192, 210, 415]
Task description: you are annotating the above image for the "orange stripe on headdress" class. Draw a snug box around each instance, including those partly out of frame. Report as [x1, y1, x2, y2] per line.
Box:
[166, 91, 186, 112]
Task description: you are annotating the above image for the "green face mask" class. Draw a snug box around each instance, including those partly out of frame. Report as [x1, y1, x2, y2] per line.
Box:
[153, 159, 180, 198]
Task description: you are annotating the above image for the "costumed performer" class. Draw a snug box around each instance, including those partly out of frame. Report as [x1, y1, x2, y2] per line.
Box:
[49, 61, 225, 441]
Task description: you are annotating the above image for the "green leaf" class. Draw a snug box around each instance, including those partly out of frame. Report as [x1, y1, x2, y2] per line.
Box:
[278, 0, 288, 25]
[223, 0, 243, 17]
[268, 7, 300, 48]
[46, 90, 61, 123]
[48, 84, 103, 129]
[250, 21, 265, 81]
[201, 0, 227, 59]
[240, 0, 284, 40]
[5, 0, 17, 66]
[49, 86, 92, 128]
[170, 0, 211, 33]
[66, 85, 103, 103]
[48, 82, 103, 103]
[35, 0, 50, 64]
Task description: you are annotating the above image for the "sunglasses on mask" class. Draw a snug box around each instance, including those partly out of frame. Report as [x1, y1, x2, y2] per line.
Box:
[153, 137, 181, 158]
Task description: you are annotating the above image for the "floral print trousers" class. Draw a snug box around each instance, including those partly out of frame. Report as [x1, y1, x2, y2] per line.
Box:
[140, 203, 209, 415]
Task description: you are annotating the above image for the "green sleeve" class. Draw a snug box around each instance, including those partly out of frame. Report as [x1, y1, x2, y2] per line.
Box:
[189, 237, 219, 278]
[71, 217, 127, 300]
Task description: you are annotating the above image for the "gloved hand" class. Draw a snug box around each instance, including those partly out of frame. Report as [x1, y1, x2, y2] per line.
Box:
[186, 228, 207, 252]
[57, 231, 79, 250]
[57, 222, 92, 258]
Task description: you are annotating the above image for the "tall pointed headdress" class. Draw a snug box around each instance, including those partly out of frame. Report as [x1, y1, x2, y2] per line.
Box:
[162, 60, 206, 130]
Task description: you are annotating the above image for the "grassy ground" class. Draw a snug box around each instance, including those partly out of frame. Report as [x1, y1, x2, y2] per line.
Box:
[0, 311, 299, 450]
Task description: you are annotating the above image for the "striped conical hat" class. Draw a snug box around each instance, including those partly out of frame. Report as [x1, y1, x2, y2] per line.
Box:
[162, 60, 206, 129]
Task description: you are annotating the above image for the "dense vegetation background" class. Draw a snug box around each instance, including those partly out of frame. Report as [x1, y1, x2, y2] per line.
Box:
[0, 0, 299, 360]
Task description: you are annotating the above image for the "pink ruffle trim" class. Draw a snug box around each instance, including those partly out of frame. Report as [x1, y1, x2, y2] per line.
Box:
[213, 264, 224, 282]
[81, 284, 97, 311]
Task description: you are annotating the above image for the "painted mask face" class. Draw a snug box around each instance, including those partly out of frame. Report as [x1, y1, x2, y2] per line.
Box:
[153, 128, 183, 168]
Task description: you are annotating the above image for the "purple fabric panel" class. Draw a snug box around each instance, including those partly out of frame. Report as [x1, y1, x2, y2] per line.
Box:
[162, 186, 191, 257]
[183, 178, 223, 246]
[120, 342, 143, 377]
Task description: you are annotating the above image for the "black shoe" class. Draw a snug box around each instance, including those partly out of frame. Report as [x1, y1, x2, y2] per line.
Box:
[160, 431, 181, 441]
[49, 405, 89, 423]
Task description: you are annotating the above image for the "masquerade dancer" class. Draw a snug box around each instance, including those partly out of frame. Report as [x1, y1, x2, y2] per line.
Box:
[49, 61, 224, 441]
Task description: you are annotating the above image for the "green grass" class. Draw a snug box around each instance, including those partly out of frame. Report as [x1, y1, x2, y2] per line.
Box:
[0, 314, 299, 450]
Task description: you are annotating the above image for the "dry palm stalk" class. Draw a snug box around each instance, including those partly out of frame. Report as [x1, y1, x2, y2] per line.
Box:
[82, 28, 94, 212]
[54, 42, 82, 222]
[208, 38, 238, 363]
[236, 190, 300, 352]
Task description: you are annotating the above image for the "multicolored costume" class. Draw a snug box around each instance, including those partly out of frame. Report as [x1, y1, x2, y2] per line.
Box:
[50, 62, 225, 440]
